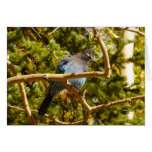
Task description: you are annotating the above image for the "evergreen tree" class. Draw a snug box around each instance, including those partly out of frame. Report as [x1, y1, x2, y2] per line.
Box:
[7, 27, 145, 125]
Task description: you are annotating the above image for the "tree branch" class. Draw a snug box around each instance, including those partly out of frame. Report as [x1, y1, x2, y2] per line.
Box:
[7, 72, 106, 86]
[8, 27, 110, 87]
[90, 95, 145, 112]
[7, 103, 85, 125]
[85, 27, 111, 78]
[31, 27, 60, 61]
[7, 94, 145, 125]
[48, 27, 60, 35]
[93, 27, 111, 77]
[7, 60, 36, 125]
[117, 27, 145, 37]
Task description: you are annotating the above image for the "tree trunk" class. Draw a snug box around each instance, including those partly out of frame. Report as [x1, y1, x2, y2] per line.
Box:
[120, 27, 136, 86]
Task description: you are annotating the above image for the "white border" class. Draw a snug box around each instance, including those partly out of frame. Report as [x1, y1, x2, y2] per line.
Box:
[1, 0, 152, 152]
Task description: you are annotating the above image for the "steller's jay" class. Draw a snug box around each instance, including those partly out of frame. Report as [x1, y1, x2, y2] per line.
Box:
[38, 48, 95, 116]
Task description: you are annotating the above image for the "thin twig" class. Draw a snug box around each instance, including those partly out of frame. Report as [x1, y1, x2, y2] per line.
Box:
[91, 95, 145, 112]
[46, 46, 60, 61]
[7, 104, 85, 125]
[31, 27, 42, 40]
[31, 27, 60, 61]
[117, 27, 145, 37]
[48, 27, 60, 35]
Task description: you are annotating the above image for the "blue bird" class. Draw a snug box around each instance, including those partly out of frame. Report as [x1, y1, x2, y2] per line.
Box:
[38, 48, 95, 116]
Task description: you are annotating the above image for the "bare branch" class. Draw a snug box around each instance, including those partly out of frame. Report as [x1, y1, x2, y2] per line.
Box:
[31, 27, 60, 61]
[7, 94, 145, 125]
[7, 60, 36, 125]
[91, 95, 145, 112]
[7, 104, 85, 125]
[7, 72, 106, 86]
[93, 27, 111, 77]
[8, 104, 26, 112]
[117, 27, 145, 37]
[64, 81, 91, 111]
[48, 27, 60, 35]
[7, 27, 111, 86]
[31, 27, 42, 40]
[63, 81, 91, 124]
[45, 46, 60, 61]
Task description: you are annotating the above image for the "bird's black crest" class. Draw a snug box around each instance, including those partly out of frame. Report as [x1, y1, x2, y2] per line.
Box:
[81, 47, 95, 60]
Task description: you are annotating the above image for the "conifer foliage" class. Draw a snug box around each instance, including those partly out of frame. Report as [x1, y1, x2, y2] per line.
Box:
[7, 27, 145, 125]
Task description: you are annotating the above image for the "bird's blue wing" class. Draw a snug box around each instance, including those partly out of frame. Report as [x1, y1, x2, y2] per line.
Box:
[56, 58, 70, 74]
[63, 60, 87, 88]
[56, 56, 88, 88]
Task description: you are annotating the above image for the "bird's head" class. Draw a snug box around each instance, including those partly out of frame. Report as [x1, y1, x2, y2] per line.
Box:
[81, 47, 97, 64]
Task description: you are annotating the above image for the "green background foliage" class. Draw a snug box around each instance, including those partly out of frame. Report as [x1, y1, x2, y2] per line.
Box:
[7, 27, 145, 125]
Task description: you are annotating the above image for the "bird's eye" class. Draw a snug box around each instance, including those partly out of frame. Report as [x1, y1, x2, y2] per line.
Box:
[86, 53, 91, 59]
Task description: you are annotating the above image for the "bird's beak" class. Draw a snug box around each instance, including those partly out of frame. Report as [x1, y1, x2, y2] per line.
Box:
[90, 59, 97, 64]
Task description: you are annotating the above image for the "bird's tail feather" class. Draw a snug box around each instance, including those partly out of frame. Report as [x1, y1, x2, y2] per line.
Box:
[38, 94, 53, 116]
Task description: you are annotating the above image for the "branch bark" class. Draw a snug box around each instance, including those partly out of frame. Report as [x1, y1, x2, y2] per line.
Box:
[90, 95, 145, 112]
[48, 27, 60, 35]
[7, 60, 36, 125]
[93, 27, 111, 77]
[7, 72, 106, 86]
